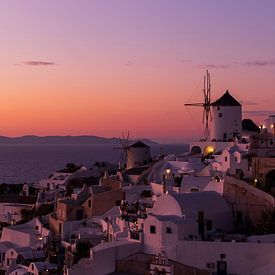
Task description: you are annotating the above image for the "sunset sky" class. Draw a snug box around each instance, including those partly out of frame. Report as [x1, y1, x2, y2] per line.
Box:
[0, 1, 275, 143]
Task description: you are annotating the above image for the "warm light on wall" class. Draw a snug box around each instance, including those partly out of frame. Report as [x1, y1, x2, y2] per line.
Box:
[204, 145, 215, 155]
[166, 169, 171, 174]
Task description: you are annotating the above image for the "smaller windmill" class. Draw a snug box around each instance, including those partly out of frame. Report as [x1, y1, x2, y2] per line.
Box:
[185, 70, 212, 141]
[113, 131, 131, 169]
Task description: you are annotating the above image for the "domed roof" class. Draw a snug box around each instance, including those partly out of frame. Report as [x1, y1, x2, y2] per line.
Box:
[151, 191, 231, 218]
[129, 141, 150, 148]
[211, 90, 241, 106]
[228, 144, 243, 154]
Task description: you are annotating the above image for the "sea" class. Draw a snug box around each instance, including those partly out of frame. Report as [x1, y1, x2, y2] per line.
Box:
[0, 144, 188, 184]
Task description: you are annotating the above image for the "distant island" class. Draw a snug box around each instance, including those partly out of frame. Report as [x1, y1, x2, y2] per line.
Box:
[0, 135, 159, 145]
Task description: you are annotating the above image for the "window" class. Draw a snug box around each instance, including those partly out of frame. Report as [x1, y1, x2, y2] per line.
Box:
[198, 211, 204, 236]
[223, 133, 227, 139]
[234, 156, 238, 163]
[88, 200, 91, 208]
[150, 225, 156, 234]
[166, 227, 172, 234]
[155, 258, 159, 264]
[191, 188, 199, 192]
[219, 113, 222, 118]
[225, 156, 228, 162]
[206, 220, 212, 230]
[236, 211, 243, 223]
[217, 106, 220, 111]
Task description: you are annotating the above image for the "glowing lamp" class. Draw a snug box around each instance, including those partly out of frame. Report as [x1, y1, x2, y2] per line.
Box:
[166, 169, 171, 174]
[204, 145, 215, 155]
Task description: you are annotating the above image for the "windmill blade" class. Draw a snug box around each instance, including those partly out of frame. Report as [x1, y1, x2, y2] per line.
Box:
[121, 132, 126, 147]
[116, 131, 132, 169]
[124, 131, 131, 148]
[185, 70, 212, 141]
[203, 75, 206, 98]
[185, 103, 204, 107]
[126, 131, 130, 143]
[122, 150, 127, 165]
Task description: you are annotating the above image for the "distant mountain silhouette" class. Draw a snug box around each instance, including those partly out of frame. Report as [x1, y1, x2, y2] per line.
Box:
[0, 135, 159, 145]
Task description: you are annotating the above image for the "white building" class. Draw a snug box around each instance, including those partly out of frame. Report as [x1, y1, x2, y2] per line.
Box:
[147, 158, 205, 184]
[0, 203, 33, 224]
[264, 115, 275, 135]
[211, 90, 242, 141]
[0, 241, 14, 267]
[211, 144, 250, 178]
[4, 247, 45, 270]
[250, 131, 275, 157]
[34, 165, 91, 191]
[0, 218, 50, 249]
[26, 262, 58, 274]
[143, 191, 233, 254]
[127, 141, 150, 169]
[180, 176, 224, 194]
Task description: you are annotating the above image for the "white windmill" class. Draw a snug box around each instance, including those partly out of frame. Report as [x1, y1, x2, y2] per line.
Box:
[114, 131, 131, 170]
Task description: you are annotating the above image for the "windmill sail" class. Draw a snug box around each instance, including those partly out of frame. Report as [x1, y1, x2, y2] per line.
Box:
[185, 70, 212, 141]
[113, 131, 131, 169]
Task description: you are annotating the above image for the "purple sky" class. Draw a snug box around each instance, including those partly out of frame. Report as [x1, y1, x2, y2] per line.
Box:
[0, 1, 275, 142]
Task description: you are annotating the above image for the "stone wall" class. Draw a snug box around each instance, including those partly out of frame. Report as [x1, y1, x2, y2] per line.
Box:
[82, 188, 124, 217]
[92, 189, 124, 216]
[223, 176, 274, 227]
[101, 178, 122, 190]
[252, 157, 275, 193]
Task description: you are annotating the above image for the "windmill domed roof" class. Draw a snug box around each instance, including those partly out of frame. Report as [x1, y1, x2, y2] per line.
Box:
[129, 141, 150, 148]
[211, 90, 241, 106]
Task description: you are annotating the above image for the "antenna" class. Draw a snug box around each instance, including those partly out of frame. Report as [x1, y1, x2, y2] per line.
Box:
[185, 70, 212, 140]
[113, 131, 131, 169]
